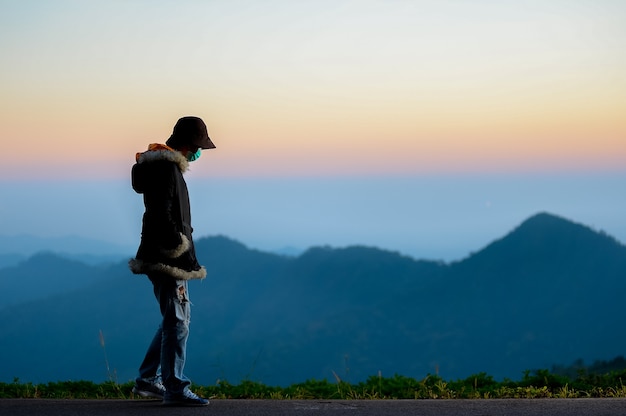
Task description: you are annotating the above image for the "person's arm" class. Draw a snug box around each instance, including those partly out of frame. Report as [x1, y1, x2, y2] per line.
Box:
[144, 163, 189, 257]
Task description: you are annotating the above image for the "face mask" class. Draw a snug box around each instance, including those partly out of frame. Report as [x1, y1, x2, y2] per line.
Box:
[186, 149, 201, 162]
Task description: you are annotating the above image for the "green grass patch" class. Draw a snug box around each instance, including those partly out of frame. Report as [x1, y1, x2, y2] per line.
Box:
[2, 369, 626, 399]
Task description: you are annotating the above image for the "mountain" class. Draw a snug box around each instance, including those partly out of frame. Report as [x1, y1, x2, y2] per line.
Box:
[0, 212, 625, 386]
[0, 253, 26, 268]
[0, 252, 109, 308]
[0, 234, 134, 267]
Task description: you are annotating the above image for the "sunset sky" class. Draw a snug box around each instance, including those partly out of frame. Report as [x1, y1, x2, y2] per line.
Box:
[1, 0, 624, 178]
[0, 1, 624, 259]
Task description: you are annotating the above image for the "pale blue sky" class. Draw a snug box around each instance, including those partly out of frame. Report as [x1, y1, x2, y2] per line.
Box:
[0, 173, 624, 261]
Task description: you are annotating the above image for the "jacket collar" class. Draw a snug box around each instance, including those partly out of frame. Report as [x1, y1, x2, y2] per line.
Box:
[135, 143, 189, 173]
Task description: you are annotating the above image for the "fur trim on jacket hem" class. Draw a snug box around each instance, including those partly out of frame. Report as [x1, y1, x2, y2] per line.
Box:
[128, 258, 207, 280]
[161, 233, 191, 258]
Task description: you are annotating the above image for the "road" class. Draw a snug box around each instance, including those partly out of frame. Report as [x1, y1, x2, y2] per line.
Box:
[1, 398, 625, 415]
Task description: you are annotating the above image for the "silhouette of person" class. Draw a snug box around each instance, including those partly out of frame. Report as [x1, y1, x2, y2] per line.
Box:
[129, 116, 215, 406]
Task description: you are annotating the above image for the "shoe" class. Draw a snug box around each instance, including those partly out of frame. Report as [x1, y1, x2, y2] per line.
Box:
[163, 389, 209, 406]
[132, 377, 166, 399]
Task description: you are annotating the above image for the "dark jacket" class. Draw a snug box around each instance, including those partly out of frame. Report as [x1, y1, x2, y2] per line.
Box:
[128, 144, 206, 280]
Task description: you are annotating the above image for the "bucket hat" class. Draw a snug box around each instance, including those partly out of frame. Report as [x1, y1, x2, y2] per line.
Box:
[166, 116, 216, 149]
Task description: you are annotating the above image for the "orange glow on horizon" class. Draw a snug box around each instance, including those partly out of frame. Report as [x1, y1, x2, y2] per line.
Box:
[1, 1, 625, 179]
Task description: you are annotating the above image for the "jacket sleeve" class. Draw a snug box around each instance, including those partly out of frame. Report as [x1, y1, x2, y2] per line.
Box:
[143, 163, 185, 255]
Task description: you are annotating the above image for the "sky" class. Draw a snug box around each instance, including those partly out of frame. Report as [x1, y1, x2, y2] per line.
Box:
[0, 0, 625, 260]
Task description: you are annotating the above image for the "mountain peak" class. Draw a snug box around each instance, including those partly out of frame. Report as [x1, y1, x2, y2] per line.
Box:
[457, 212, 625, 272]
[513, 211, 621, 247]
[517, 211, 584, 232]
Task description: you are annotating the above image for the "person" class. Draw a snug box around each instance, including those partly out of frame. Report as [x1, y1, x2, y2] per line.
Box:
[128, 116, 215, 406]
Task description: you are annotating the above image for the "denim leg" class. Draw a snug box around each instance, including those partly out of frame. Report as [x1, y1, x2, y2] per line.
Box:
[151, 275, 191, 394]
[137, 325, 162, 381]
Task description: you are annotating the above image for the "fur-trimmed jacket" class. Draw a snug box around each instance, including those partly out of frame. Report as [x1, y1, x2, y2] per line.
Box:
[128, 143, 206, 280]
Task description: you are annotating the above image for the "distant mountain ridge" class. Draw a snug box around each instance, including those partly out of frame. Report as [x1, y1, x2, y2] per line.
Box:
[0, 212, 625, 386]
[0, 252, 109, 308]
[0, 234, 134, 267]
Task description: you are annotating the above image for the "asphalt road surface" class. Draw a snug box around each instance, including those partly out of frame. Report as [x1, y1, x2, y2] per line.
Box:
[1, 398, 625, 415]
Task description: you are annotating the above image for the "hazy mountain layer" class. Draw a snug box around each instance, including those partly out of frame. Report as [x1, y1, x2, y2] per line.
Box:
[1, 212, 624, 386]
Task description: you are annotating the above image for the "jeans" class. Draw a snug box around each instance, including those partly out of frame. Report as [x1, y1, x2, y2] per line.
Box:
[137, 273, 191, 394]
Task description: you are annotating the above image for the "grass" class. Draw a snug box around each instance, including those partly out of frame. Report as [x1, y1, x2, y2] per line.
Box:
[2, 369, 626, 399]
